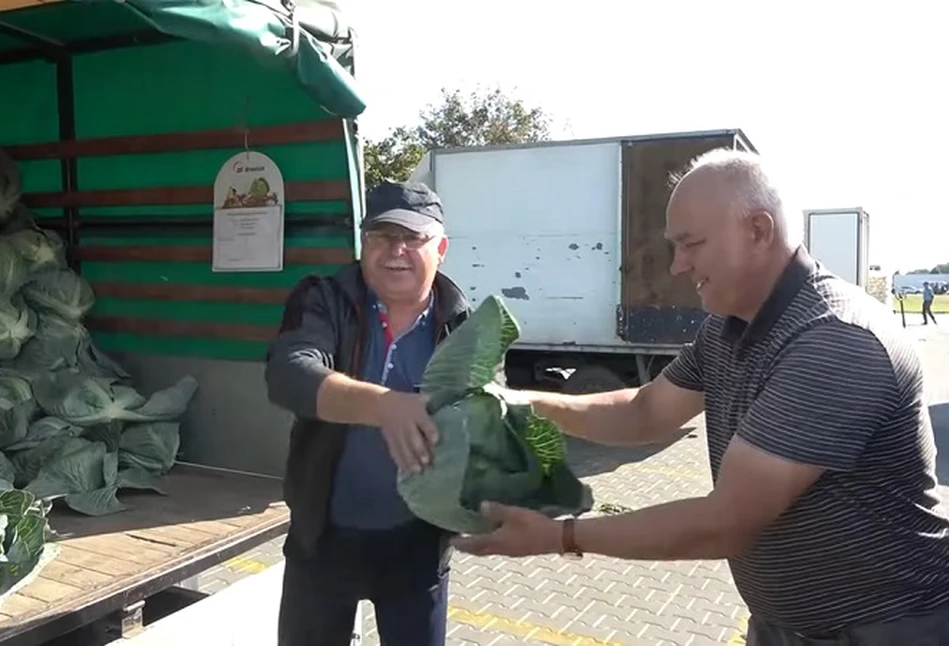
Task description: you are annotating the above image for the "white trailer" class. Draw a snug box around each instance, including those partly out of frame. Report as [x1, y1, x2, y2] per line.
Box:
[804, 207, 870, 289]
[411, 129, 757, 392]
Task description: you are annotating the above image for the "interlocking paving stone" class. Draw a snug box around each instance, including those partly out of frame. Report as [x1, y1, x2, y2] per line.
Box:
[194, 314, 949, 645]
[352, 420, 749, 646]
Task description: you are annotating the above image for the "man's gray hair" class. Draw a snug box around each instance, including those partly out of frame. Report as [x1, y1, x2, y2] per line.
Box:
[678, 148, 803, 248]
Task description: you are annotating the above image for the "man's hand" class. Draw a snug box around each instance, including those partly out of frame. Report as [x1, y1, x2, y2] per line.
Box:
[482, 379, 702, 449]
[378, 391, 439, 473]
[482, 382, 534, 407]
[451, 502, 562, 558]
[315, 373, 439, 472]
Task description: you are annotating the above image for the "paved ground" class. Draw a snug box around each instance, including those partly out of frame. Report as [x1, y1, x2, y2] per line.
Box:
[184, 314, 949, 646]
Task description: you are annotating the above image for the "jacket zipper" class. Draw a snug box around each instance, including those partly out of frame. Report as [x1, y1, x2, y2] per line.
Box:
[350, 300, 365, 375]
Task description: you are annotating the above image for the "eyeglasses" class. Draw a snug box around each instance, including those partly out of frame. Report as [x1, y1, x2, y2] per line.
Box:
[362, 230, 436, 250]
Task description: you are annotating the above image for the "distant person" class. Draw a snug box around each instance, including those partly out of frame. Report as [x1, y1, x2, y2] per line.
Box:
[266, 181, 471, 646]
[923, 280, 938, 325]
[453, 150, 949, 644]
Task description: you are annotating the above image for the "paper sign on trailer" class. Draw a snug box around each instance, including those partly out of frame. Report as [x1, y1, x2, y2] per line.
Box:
[212, 151, 286, 272]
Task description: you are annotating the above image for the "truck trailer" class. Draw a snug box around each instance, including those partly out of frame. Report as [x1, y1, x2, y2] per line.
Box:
[803, 207, 871, 289]
[410, 129, 757, 393]
[0, 1, 365, 644]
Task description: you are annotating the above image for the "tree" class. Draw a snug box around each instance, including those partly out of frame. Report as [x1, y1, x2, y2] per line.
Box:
[909, 263, 949, 274]
[363, 86, 554, 189]
[363, 126, 425, 191]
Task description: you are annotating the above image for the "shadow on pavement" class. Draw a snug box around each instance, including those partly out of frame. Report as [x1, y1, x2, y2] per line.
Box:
[566, 427, 699, 478]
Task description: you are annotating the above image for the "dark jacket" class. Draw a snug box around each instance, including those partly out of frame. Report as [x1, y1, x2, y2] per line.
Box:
[264, 261, 471, 555]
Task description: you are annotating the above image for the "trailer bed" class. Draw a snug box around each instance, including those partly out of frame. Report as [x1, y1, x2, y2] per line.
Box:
[0, 463, 290, 645]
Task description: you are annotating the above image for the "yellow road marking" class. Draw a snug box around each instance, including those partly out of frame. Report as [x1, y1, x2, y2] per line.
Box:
[448, 605, 631, 646]
[726, 615, 749, 645]
[223, 556, 269, 575]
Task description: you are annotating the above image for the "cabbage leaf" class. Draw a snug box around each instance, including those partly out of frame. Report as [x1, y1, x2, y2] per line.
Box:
[24, 438, 126, 516]
[119, 422, 180, 475]
[0, 371, 36, 451]
[31, 373, 198, 427]
[3, 417, 82, 453]
[0, 452, 14, 491]
[0, 297, 35, 361]
[21, 268, 94, 322]
[397, 295, 593, 534]
[0, 488, 59, 606]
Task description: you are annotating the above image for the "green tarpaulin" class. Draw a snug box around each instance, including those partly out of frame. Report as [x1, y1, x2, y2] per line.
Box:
[0, 0, 366, 119]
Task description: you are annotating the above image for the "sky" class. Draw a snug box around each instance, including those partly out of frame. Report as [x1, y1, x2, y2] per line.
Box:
[346, 1, 946, 273]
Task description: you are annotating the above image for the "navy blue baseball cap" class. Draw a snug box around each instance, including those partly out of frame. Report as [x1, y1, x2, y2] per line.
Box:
[362, 181, 445, 233]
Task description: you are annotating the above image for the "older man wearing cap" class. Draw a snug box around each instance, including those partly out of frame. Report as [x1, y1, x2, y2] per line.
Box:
[266, 181, 471, 646]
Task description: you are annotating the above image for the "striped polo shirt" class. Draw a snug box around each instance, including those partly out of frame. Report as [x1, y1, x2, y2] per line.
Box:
[663, 246, 949, 633]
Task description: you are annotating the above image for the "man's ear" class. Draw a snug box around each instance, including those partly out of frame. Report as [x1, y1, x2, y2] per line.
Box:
[748, 210, 776, 246]
[437, 235, 449, 260]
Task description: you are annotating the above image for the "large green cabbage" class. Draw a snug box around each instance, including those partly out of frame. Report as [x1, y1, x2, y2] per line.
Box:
[0, 371, 36, 451]
[0, 297, 36, 361]
[21, 268, 94, 322]
[397, 295, 593, 534]
[6, 313, 85, 375]
[31, 373, 198, 427]
[0, 229, 66, 298]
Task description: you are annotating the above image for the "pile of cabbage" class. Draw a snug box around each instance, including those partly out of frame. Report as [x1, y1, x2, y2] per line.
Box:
[397, 295, 594, 535]
[0, 147, 197, 523]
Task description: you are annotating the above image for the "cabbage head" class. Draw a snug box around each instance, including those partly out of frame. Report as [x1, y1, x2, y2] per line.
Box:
[24, 437, 126, 516]
[21, 268, 94, 321]
[10, 229, 66, 276]
[0, 296, 36, 361]
[0, 370, 36, 451]
[31, 372, 198, 427]
[7, 313, 85, 375]
[397, 295, 593, 535]
[0, 239, 30, 298]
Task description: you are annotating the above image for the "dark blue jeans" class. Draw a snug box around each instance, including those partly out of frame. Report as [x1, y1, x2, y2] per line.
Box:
[277, 519, 452, 646]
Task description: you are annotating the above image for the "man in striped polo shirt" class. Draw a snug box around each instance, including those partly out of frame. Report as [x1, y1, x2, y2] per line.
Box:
[453, 150, 949, 643]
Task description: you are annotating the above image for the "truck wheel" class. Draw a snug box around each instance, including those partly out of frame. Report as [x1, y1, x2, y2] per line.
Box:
[562, 365, 626, 395]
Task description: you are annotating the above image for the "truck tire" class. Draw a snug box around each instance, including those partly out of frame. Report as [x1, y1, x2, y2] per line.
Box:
[562, 365, 626, 395]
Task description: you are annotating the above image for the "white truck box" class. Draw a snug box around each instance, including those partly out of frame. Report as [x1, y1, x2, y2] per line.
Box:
[804, 207, 870, 288]
[411, 129, 757, 391]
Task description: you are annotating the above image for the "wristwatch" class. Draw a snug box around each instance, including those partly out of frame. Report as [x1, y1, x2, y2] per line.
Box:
[560, 517, 583, 560]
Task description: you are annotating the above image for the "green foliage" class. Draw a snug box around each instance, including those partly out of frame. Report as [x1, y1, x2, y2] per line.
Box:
[363, 85, 554, 189]
[363, 126, 425, 192]
[0, 488, 58, 603]
[397, 295, 593, 535]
